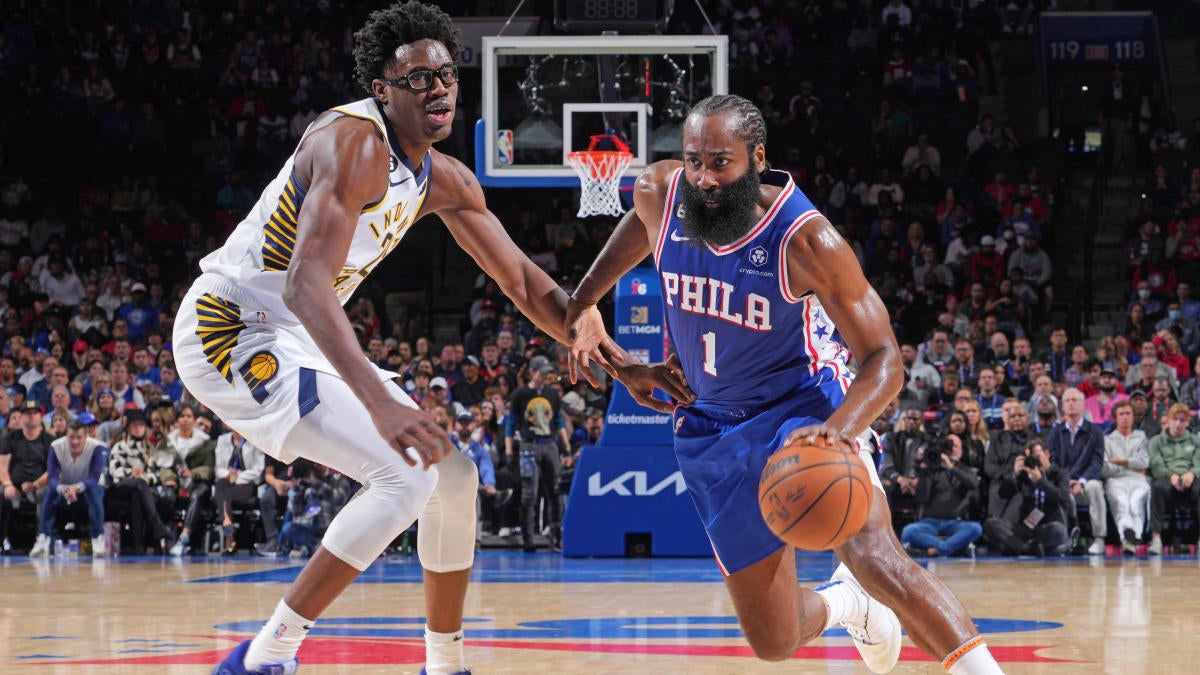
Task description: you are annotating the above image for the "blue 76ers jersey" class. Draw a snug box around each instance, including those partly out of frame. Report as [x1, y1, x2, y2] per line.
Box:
[653, 168, 853, 414]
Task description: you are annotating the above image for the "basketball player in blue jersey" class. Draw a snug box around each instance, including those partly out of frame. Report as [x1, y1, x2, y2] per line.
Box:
[174, 4, 615, 674]
[567, 95, 1004, 674]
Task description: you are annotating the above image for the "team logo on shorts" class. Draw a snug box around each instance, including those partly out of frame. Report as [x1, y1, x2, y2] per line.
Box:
[748, 246, 768, 267]
[239, 350, 280, 404]
[674, 414, 686, 434]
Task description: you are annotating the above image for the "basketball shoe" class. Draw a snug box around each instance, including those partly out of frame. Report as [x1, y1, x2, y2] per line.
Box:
[830, 563, 902, 673]
[211, 640, 298, 675]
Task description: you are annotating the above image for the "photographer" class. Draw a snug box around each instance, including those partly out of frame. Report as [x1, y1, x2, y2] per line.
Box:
[899, 434, 984, 557]
[983, 438, 1073, 556]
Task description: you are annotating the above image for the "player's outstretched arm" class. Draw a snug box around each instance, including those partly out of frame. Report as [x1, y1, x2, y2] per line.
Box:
[783, 216, 904, 449]
[286, 119, 452, 469]
[426, 152, 614, 381]
[566, 161, 678, 382]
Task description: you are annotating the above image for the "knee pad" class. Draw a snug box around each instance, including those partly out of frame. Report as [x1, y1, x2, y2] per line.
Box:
[417, 450, 480, 573]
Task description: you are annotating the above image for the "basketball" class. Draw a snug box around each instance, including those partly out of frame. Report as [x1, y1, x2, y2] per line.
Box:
[758, 440, 874, 551]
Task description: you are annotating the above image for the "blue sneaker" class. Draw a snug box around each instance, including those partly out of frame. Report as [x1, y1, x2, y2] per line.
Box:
[418, 669, 471, 674]
[211, 640, 299, 675]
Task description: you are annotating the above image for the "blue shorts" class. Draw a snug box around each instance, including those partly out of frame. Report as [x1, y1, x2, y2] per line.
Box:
[672, 377, 882, 575]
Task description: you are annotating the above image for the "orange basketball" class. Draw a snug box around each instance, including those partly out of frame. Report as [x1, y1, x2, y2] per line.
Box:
[758, 440, 874, 551]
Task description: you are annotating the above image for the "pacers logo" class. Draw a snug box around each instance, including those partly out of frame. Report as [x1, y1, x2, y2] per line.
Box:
[239, 351, 280, 404]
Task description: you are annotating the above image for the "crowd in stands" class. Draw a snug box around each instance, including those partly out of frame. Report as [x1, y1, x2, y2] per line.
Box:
[1, 1, 1197, 560]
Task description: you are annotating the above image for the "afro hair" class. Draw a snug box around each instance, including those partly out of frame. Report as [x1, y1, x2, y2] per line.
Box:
[352, 1, 462, 94]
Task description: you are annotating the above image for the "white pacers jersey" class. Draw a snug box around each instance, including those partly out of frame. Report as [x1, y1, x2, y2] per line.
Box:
[175, 98, 429, 458]
[200, 97, 430, 324]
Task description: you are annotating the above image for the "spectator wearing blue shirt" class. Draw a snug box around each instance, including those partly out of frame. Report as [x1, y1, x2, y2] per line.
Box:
[115, 282, 159, 341]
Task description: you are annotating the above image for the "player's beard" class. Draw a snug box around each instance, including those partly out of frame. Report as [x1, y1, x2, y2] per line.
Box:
[677, 166, 762, 246]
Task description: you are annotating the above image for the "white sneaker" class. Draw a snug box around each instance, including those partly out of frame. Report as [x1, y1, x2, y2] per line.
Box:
[1087, 540, 1105, 555]
[91, 535, 107, 557]
[169, 538, 186, 557]
[29, 533, 52, 557]
[831, 563, 902, 673]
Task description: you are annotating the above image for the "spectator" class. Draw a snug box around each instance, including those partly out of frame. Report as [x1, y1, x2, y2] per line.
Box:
[212, 430, 265, 554]
[1147, 404, 1200, 555]
[975, 368, 1005, 431]
[0, 400, 53, 550]
[1046, 388, 1108, 554]
[116, 283, 159, 341]
[453, 410, 512, 538]
[253, 455, 295, 558]
[985, 399, 1033, 519]
[28, 420, 106, 557]
[1154, 329, 1192, 382]
[1006, 234, 1053, 313]
[1103, 401, 1151, 556]
[900, 435, 983, 557]
[1084, 368, 1130, 432]
[880, 405, 929, 512]
[505, 357, 569, 552]
[278, 462, 354, 559]
[107, 409, 175, 554]
[983, 437, 1072, 556]
[901, 343, 940, 404]
[168, 405, 215, 556]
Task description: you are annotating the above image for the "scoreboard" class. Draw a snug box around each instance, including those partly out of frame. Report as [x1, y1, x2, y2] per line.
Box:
[1040, 11, 1161, 64]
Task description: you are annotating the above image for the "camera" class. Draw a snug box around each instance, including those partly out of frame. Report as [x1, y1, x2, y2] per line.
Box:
[1023, 454, 1041, 470]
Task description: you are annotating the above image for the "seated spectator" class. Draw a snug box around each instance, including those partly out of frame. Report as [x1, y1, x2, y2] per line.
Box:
[253, 455, 295, 558]
[1154, 329, 1192, 382]
[975, 368, 1005, 432]
[880, 405, 928, 513]
[452, 410, 512, 538]
[1147, 404, 1200, 555]
[278, 462, 354, 559]
[986, 399, 1033, 519]
[1084, 368, 1130, 432]
[0, 400, 53, 551]
[212, 429, 265, 554]
[983, 438, 1072, 556]
[1047, 388, 1108, 554]
[29, 420, 106, 557]
[107, 410, 175, 554]
[1103, 402, 1151, 555]
[168, 406, 217, 557]
[900, 435, 982, 557]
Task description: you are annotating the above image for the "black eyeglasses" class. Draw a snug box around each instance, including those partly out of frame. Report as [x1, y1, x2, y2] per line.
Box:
[380, 64, 459, 92]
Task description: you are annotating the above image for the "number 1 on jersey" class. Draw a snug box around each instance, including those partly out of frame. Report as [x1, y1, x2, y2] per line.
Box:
[702, 331, 717, 376]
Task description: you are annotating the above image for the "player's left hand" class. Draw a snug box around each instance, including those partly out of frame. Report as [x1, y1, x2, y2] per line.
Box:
[615, 353, 694, 414]
[565, 298, 625, 386]
[783, 425, 857, 454]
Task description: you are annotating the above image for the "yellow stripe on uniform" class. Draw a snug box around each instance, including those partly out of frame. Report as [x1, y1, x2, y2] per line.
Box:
[194, 293, 245, 385]
[261, 176, 302, 272]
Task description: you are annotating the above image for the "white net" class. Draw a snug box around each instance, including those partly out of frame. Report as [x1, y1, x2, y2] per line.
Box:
[566, 150, 634, 218]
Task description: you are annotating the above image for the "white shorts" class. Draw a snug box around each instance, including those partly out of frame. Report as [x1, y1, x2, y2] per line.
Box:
[173, 273, 406, 461]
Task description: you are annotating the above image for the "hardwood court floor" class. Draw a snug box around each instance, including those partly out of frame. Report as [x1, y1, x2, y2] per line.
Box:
[3, 550, 1198, 674]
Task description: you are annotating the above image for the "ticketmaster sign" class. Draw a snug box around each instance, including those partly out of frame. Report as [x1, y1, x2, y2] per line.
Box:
[598, 268, 674, 446]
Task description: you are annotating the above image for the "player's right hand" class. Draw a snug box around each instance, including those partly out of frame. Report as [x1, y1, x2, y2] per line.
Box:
[565, 298, 624, 386]
[373, 401, 454, 470]
[2, 484, 16, 501]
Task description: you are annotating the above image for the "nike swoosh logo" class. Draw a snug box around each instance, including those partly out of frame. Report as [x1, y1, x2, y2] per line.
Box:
[670, 230, 692, 242]
[389, 176, 413, 187]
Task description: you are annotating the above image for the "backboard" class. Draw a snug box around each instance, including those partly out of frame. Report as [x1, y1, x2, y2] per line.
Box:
[476, 35, 728, 188]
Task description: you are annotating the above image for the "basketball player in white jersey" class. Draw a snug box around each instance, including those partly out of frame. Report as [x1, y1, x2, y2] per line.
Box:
[174, 3, 616, 674]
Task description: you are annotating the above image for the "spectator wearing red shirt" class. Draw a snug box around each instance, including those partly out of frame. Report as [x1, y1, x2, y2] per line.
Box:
[969, 236, 1005, 286]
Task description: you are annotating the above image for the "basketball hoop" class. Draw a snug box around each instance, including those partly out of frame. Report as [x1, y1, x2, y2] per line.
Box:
[566, 134, 634, 218]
